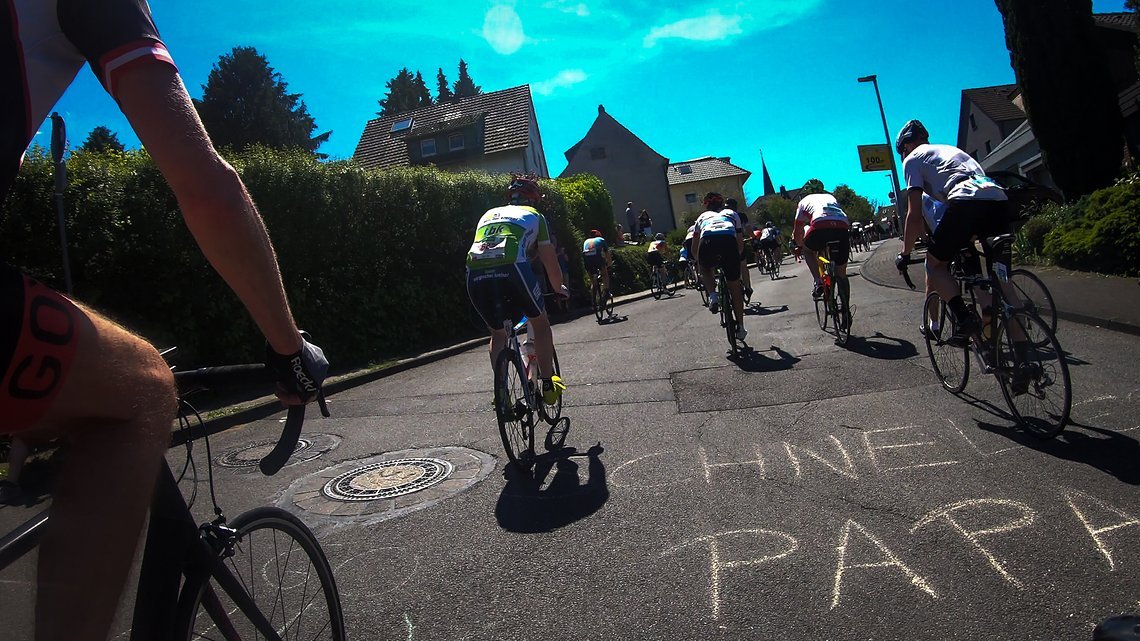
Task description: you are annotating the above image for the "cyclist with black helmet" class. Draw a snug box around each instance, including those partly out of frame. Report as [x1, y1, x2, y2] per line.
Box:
[757, 220, 782, 270]
[692, 192, 748, 341]
[646, 232, 673, 291]
[892, 119, 1014, 347]
[466, 175, 569, 405]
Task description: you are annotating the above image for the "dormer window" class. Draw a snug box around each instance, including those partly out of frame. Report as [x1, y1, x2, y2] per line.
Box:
[391, 117, 413, 133]
[678, 165, 692, 175]
[421, 138, 437, 157]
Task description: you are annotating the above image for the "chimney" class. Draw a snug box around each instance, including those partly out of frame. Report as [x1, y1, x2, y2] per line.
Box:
[598, 105, 606, 114]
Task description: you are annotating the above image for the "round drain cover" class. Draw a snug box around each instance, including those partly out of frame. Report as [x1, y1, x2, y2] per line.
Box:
[218, 434, 340, 469]
[322, 458, 453, 501]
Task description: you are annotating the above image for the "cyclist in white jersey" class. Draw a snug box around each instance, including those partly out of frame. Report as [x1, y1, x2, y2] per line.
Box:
[893, 119, 1018, 348]
[794, 181, 851, 310]
[692, 192, 748, 340]
[466, 176, 568, 404]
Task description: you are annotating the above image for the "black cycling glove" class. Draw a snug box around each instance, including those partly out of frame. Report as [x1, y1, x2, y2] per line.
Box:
[265, 334, 328, 403]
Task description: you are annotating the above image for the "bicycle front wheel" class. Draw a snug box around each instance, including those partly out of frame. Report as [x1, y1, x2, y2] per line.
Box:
[495, 348, 535, 468]
[592, 282, 604, 322]
[176, 507, 346, 641]
[651, 272, 663, 300]
[1008, 269, 1058, 337]
[995, 310, 1071, 438]
[770, 255, 780, 280]
[815, 288, 828, 331]
[923, 293, 969, 393]
[833, 282, 850, 346]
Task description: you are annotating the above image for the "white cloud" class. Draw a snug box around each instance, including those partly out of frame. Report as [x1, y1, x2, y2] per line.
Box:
[644, 11, 743, 48]
[542, 1, 589, 16]
[483, 5, 527, 55]
[532, 69, 588, 95]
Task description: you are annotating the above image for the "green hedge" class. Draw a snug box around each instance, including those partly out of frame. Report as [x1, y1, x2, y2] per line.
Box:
[1039, 177, 1140, 276]
[0, 146, 616, 368]
[608, 245, 653, 295]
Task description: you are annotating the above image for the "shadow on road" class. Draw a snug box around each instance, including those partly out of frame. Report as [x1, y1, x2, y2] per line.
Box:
[729, 344, 801, 372]
[495, 436, 609, 533]
[841, 332, 918, 360]
[597, 315, 629, 326]
[744, 304, 789, 317]
[975, 419, 1140, 485]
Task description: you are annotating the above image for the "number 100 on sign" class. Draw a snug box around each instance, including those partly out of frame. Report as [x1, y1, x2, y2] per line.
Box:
[857, 144, 894, 172]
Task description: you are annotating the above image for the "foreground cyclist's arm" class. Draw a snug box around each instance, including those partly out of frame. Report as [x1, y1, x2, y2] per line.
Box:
[114, 63, 303, 357]
[537, 243, 566, 295]
[901, 188, 925, 257]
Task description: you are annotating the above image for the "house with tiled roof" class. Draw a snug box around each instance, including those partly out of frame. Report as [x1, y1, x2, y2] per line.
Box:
[353, 84, 549, 176]
[666, 157, 751, 228]
[957, 84, 1026, 161]
[560, 105, 674, 234]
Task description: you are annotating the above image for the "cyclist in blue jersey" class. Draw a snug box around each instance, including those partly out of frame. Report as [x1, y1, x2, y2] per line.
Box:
[466, 176, 568, 405]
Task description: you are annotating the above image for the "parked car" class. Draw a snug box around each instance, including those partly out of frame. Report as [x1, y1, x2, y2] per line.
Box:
[987, 170, 1064, 222]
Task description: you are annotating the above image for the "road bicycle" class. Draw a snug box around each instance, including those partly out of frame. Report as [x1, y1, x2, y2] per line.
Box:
[764, 245, 782, 280]
[814, 241, 853, 345]
[680, 259, 698, 290]
[650, 261, 677, 300]
[589, 266, 615, 322]
[0, 356, 344, 641]
[900, 234, 1071, 438]
[494, 315, 564, 470]
[713, 268, 744, 357]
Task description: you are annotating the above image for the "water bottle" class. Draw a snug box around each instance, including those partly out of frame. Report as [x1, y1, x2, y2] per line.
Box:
[521, 324, 536, 364]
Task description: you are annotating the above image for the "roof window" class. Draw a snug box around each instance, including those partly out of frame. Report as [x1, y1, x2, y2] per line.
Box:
[390, 117, 414, 133]
[678, 165, 692, 175]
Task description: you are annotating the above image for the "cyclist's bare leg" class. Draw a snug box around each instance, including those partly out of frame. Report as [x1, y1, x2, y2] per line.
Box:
[804, 248, 822, 281]
[699, 265, 718, 296]
[728, 280, 746, 326]
[739, 260, 751, 290]
[487, 327, 509, 367]
[30, 306, 175, 641]
[601, 267, 611, 294]
[529, 313, 556, 378]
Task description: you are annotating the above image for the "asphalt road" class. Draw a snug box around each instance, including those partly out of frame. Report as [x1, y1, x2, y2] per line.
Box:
[3, 241, 1139, 641]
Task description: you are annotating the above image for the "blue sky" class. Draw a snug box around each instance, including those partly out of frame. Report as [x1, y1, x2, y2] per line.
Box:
[34, 0, 1129, 207]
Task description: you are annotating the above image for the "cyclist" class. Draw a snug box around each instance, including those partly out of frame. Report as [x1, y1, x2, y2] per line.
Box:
[892, 119, 1017, 349]
[725, 198, 753, 300]
[467, 175, 568, 405]
[582, 228, 612, 302]
[757, 221, 782, 269]
[646, 232, 672, 291]
[794, 180, 853, 326]
[692, 192, 748, 340]
[1, 3, 327, 640]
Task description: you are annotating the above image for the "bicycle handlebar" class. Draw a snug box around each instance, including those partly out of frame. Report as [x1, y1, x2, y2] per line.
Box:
[172, 364, 330, 476]
[896, 254, 926, 291]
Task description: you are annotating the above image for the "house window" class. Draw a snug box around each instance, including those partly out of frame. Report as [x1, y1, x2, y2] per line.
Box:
[685, 193, 697, 204]
[589, 146, 607, 160]
[678, 165, 693, 175]
[984, 140, 992, 154]
[969, 114, 977, 131]
[449, 133, 465, 151]
[391, 117, 414, 133]
[420, 138, 437, 157]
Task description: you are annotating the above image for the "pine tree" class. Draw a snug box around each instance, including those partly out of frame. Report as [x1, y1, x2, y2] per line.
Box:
[452, 59, 482, 99]
[993, 0, 1123, 198]
[412, 71, 433, 108]
[79, 126, 125, 153]
[194, 46, 330, 154]
[378, 68, 423, 116]
[436, 67, 453, 103]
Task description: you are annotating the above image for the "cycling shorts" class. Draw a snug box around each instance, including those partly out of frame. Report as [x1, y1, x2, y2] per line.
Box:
[927, 199, 1011, 263]
[697, 234, 741, 281]
[758, 237, 778, 251]
[583, 254, 606, 274]
[466, 263, 545, 330]
[804, 228, 851, 266]
[0, 264, 82, 432]
[646, 252, 664, 267]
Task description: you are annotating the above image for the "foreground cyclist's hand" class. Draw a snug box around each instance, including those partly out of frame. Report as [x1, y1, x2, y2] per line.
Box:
[895, 252, 911, 273]
[558, 284, 570, 299]
[266, 334, 329, 405]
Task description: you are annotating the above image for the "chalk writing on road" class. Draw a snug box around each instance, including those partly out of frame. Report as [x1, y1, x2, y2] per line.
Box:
[911, 499, 1037, 588]
[1064, 489, 1140, 571]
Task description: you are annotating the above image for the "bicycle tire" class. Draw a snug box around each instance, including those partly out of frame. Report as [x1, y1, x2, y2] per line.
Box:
[494, 348, 535, 468]
[1008, 269, 1058, 337]
[815, 287, 828, 331]
[175, 507, 346, 641]
[770, 255, 780, 280]
[832, 279, 850, 346]
[539, 347, 563, 425]
[923, 293, 969, 393]
[651, 271, 663, 300]
[719, 278, 738, 357]
[995, 310, 1071, 439]
[592, 280, 604, 322]
[605, 291, 615, 317]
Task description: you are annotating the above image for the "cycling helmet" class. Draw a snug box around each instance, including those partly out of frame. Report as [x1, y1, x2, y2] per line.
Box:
[590, 229, 602, 237]
[802, 179, 826, 195]
[655, 233, 665, 241]
[725, 198, 738, 209]
[703, 192, 725, 210]
[766, 221, 774, 228]
[895, 119, 929, 156]
[507, 175, 542, 204]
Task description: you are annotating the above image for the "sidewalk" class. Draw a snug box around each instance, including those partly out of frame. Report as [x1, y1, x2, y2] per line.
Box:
[860, 240, 1140, 336]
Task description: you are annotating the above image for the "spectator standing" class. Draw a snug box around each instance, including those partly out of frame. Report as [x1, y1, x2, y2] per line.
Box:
[638, 209, 653, 241]
[625, 201, 635, 235]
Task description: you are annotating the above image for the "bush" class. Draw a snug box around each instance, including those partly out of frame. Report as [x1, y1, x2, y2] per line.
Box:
[0, 147, 616, 368]
[608, 245, 653, 295]
[1042, 179, 1140, 276]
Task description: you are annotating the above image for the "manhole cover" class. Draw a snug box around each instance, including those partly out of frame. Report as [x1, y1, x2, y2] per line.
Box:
[218, 434, 340, 469]
[322, 458, 453, 501]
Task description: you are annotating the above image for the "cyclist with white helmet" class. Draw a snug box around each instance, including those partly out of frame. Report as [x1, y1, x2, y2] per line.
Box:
[692, 192, 748, 341]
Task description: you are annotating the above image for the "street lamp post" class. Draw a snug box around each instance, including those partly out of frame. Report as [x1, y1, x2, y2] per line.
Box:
[858, 74, 905, 237]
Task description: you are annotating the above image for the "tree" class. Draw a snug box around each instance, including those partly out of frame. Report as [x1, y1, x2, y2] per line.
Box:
[79, 126, 124, 153]
[993, 0, 1124, 199]
[754, 197, 797, 234]
[377, 67, 433, 116]
[194, 46, 330, 154]
[436, 67, 453, 103]
[453, 59, 482, 99]
[833, 185, 875, 224]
